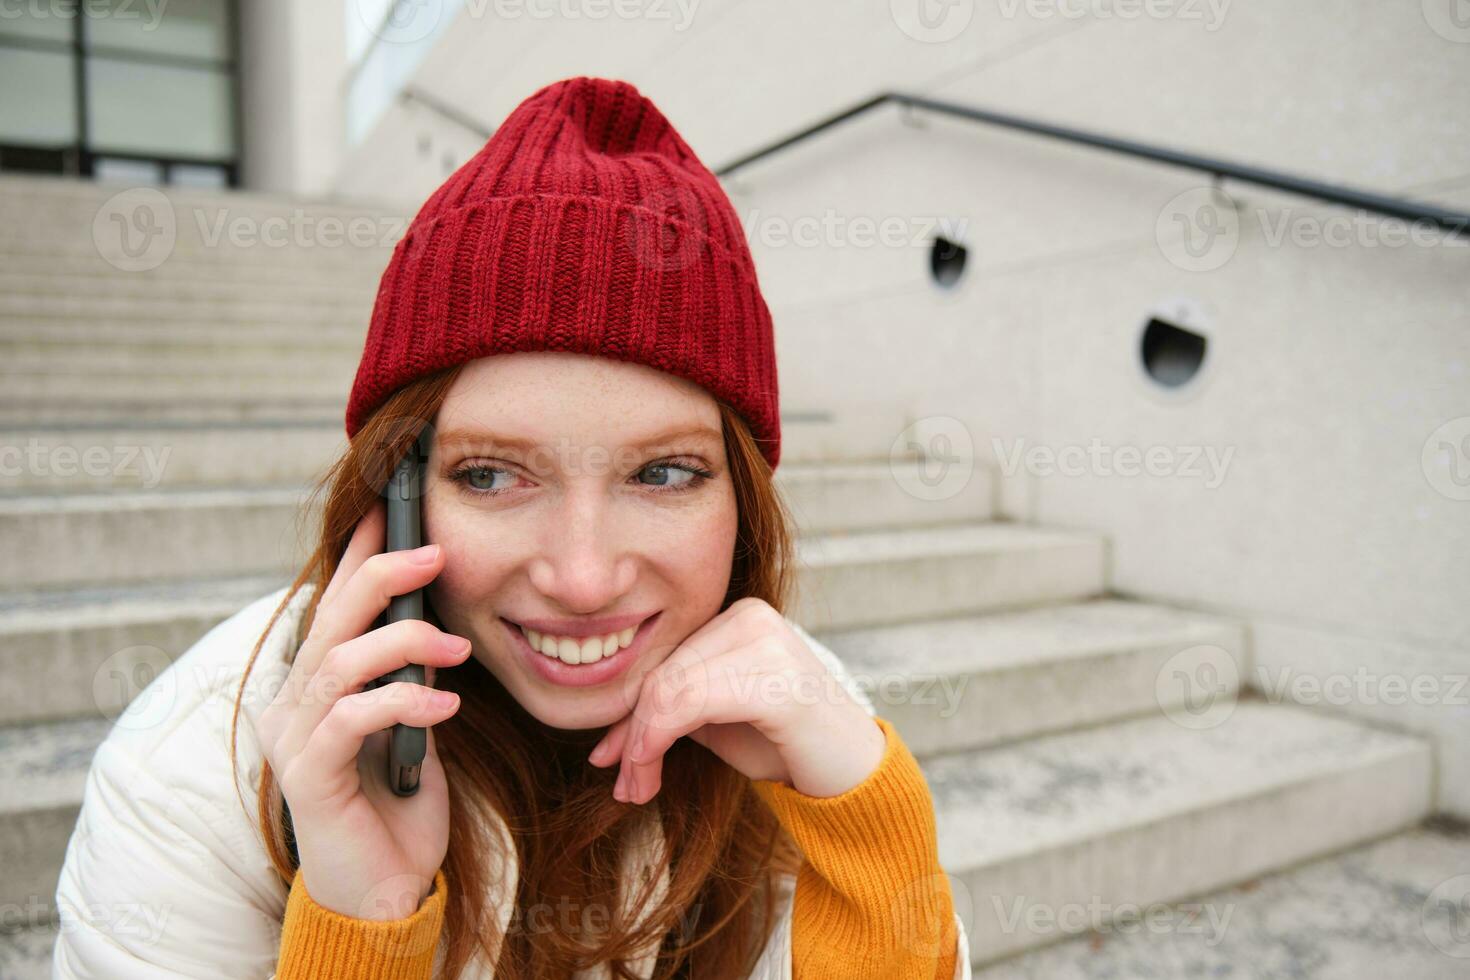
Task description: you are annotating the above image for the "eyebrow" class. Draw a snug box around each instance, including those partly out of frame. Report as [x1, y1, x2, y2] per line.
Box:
[435, 424, 723, 451]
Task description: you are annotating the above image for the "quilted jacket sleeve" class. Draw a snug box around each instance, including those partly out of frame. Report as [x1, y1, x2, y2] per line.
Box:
[51, 589, 302, 979]
[51, 722, 290, 979]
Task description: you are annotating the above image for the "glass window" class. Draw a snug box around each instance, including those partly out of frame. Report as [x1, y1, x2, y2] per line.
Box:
[0, 48, 79, 145]
[0, 7, 74, 43]
[84, 0, 230, 61]
[86, 57, 234, 159]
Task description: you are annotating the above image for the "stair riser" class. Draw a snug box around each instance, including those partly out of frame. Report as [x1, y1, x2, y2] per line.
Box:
[0, 428, 345, 492]
[794, 539, 1106, 632]
[0, 497, 311, 590]
[0, 607, 244, 727]
[0, 806, 77, 937]
[954, 744, 1432, 965]
[872, 630, 1243, 757]
[0, 294, 370, 323]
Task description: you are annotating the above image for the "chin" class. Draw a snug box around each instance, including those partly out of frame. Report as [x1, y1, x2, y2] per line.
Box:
[519, 692, 627, 732]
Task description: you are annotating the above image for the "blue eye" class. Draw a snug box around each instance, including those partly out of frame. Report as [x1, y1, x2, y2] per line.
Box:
[459, 465, 510, 492]
[639, 462, 697, 488]
[448, 459, 713, 497]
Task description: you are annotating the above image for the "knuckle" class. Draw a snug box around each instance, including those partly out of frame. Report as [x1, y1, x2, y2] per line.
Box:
[409, 618, 445, 648]
[365, 550, 399, 587]
[734, 598, 780, 628]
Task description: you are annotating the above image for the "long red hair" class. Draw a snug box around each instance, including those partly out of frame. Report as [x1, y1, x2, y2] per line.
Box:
[229, 363, 804, 978]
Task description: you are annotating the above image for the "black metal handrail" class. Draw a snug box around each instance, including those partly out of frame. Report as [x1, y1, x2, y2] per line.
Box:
[400, 86, 495, 141]
[714, 92, 1470, 235]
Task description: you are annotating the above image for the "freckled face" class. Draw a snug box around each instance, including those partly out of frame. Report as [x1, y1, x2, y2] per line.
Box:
[421, 351, 739, 731]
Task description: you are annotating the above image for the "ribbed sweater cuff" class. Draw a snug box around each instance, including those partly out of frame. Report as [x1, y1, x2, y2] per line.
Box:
[276, 866, 447, 979]
[752, 716, 959, 979]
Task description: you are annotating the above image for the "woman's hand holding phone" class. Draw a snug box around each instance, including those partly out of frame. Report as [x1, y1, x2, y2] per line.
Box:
[254, 501, 470, 920]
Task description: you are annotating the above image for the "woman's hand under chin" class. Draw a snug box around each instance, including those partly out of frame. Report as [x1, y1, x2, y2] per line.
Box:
[586, 597, 887, 803]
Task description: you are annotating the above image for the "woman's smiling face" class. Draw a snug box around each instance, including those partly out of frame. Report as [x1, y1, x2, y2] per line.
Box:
[422, 350, 739, 731]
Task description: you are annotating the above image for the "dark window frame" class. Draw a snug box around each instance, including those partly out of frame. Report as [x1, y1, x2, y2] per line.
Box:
[0, 0, 241, 186]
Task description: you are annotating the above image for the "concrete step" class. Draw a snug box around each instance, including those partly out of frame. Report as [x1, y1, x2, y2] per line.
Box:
[0, 248, 387, 287]
[0, 574, 287, 727]
[0, 368, 356, 406]
[1, 343, 362, 378]
[0, 269, 376, 304]
[0, 315, 365, 347]
[819, 598, 1245, 756]
[781, 460, 994, 534]
[0, 237, 399, 273]
[0, 486, 316, 591]
[0, 290, 371, 324]
[0, 422, 347, 492]
[0, 919, 56, 979]
[0, 396, 345, 428]
[932, 700, 1432, 966]
[793, 521, 1107, 631]
[0, 714, 115, 939]
[972, 824, 1470, 979]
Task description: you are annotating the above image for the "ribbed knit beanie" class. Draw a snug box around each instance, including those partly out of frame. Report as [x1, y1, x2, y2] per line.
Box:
[344, 75, 781, 470]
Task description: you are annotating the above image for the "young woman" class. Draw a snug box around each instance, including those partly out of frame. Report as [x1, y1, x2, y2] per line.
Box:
[52, 76, 970, 979]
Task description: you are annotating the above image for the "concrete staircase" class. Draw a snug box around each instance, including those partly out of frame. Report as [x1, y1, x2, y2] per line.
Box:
[0, 175, 1436, 976]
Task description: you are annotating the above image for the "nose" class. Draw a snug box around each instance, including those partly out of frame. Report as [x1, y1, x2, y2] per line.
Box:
[526, 487, 636, 613]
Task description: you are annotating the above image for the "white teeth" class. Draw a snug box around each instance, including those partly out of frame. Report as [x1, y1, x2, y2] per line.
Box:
[519, 623, 640, 666]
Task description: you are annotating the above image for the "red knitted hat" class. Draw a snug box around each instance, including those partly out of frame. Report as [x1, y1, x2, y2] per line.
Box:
[344, 75, 781, 470]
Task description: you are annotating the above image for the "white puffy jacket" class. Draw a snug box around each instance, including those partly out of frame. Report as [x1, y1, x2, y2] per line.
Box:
[51, 583, 972, 978]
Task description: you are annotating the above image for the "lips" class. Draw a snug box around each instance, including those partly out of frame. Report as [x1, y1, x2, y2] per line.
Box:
[501, 612, 661, 689]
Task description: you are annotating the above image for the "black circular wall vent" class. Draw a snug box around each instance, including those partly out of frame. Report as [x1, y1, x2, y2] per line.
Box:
[1140, 317, 1207, 388]
[930, 235, 967, 289]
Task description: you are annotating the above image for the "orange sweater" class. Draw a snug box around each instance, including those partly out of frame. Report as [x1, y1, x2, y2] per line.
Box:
[275, 715, 959, 979]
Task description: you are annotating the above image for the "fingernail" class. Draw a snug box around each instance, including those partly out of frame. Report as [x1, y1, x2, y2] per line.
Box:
[432, 690, 459, 708]
[630, 731, 646, 762]
[408, 544, 440, 564]
[440, 633, 471, 656]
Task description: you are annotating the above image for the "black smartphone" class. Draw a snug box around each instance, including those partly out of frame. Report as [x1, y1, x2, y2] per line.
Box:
[377, 443, 428, 796]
